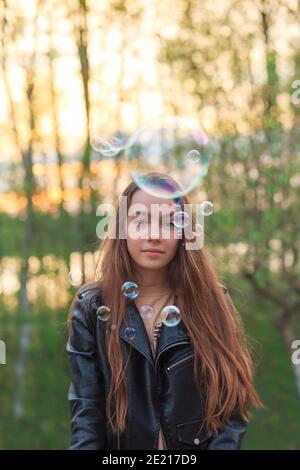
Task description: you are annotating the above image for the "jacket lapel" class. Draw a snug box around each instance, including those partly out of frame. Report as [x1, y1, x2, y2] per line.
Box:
[119, 299, 154, 366]
[119, 297, 190, 369]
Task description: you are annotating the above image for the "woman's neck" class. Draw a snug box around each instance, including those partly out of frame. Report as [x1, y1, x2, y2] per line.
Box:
[135, 268, 170, 292]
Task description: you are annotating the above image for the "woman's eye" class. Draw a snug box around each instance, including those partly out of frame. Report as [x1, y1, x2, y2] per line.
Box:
[135, 219, 174, 227]
[136, 219, 147, 226]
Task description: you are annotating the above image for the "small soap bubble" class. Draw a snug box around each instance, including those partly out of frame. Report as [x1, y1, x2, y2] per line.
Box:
[140, 305, 154, 319]
[187, 149, 201, 163]
[160, 305, 181, 327]
[96, 306, 111, 321]
[200, 201, 214, 216]
[124, 327, 136, 341]
[121, 281, 139, 299]
[173, 211, 190, 229]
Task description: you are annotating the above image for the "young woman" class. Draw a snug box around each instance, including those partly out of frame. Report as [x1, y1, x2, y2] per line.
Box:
[66, 172, 263, 450]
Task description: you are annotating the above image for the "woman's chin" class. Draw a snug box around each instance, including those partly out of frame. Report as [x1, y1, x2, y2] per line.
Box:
[138, 258, 166, 270]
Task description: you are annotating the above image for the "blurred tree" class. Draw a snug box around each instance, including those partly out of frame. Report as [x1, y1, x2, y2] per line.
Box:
[46, 4, 65, 215]
[0, 0, 42, 418]
[105, 0, 143, 205]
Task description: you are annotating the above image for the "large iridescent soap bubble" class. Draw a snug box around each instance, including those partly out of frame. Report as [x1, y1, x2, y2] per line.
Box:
[125, 116, 212, 198]
[89, 101, 137, 158]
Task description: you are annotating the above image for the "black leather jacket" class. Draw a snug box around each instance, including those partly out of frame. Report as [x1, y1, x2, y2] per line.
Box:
[66, 282, 248, 450]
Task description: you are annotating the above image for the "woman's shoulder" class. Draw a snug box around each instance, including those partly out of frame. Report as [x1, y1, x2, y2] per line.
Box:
[70, 281, 104, 329]
[76, 280, 103, 302]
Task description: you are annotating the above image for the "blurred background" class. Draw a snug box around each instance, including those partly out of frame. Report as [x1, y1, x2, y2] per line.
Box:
[0, 0, 300, 450]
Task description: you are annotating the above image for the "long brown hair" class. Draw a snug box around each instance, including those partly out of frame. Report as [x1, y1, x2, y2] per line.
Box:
[71, 172, 264, 437]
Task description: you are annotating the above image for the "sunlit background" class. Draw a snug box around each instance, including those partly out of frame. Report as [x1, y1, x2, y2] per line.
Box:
[0, 0, 300, 449]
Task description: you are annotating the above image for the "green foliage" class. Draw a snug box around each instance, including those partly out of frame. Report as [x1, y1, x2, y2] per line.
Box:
[0, 306, 70, 450]
[239, 289, 300, 450]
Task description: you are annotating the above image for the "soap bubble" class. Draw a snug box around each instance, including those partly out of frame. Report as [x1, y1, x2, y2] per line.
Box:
[89, 101, 138, 158]
[90, 134, 125, 158]
[161, 305, 181, 327]
[125, 116, 212, 198]
[173, 211, 190, 229]
[200, 201, 214, 216]
[96, 306, 111, 321]
[187, 149, 201, 163]
[125, 327, 136, 341]
[121, 281, 139, 299]
[140, 305, 154, 319]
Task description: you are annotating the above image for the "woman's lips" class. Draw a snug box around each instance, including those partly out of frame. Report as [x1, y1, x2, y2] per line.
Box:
[143, 250, 164, 257]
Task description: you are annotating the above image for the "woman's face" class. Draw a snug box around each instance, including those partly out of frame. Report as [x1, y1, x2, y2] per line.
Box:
[126, 189, 179, 272]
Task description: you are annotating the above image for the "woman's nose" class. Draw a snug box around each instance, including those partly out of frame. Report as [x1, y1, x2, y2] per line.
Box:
[148, 222, 161, 239]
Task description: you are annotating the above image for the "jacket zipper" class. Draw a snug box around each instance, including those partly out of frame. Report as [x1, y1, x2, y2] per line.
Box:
[166, 352, 194, 372]
[154, 340, 190, 372]
[115, 342, 190, 449]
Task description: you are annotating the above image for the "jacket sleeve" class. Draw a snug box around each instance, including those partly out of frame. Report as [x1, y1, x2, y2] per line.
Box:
[207, 407, 247, 450]
[66, 294, 107, 450]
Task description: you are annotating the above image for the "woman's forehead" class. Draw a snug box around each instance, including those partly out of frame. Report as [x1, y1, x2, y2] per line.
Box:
[129, 189, 176, 209]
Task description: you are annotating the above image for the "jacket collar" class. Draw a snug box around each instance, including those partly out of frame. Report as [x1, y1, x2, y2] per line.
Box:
[119, 297, 190, 369]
